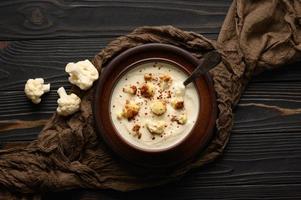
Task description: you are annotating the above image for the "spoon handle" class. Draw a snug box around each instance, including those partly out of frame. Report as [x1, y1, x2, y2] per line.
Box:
[183, 51, 222, 86]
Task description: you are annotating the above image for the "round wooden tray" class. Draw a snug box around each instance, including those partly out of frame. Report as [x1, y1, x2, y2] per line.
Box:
[93, 43, 217, 167]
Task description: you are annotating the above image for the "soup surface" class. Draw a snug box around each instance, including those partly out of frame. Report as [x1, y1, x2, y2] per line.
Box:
[110, 60, 200, 150]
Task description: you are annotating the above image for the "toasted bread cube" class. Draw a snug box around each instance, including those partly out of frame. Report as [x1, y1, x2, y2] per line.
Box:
[140, 83, 155, 98]
[171, 97, 184, 109]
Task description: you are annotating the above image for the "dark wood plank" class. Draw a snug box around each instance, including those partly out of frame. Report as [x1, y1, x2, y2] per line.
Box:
[0, 37, 301, 199]
[42, 183, 301, 200]
[0, 0, 231, 40]
[252, 63, 301, 83]
[1, 0, 300, 199]
[0, 141, 30, 149]
[0, 1, 301, 199]
[0, 90, 59, 121]
[1, 39, 301, 92]
[0, 38, 107, 91]
[0, 39, 301, 141]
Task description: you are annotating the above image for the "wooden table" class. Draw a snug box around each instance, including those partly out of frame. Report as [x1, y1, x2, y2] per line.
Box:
[1, 0, 301, 199]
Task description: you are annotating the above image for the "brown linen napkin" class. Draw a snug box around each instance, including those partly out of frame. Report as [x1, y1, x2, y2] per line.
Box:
[0, 0, 300, 198]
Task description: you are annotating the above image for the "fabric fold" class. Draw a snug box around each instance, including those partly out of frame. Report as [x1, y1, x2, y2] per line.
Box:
[0, 0, 300, 198]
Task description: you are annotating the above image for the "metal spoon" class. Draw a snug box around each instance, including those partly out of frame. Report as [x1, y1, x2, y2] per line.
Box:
[183, 50, 222, 86]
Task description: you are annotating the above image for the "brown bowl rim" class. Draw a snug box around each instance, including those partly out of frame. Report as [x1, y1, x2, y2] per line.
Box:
[93, 43, 217, 167]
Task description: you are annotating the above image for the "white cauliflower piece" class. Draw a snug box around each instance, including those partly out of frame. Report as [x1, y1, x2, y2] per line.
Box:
[178, 113, 187, 124]
[144, 73, 154, 81]
[65, 59, 99, 90]
[56, 87, 81, 116]
[171, 97, 184, 109]
[24, 78, 50, 104]
[122, 85, 137, 95]
[150, 100, 167, 116]
[171, 113, 187, 125]
[146, 120, 166, 135]
[159, 74, 172, 90]
[174, 82, 185, 97]
[122, 100, 140, 120]
[116, 111, 124, 120]
[140, 82, 155, 98]
[144, 73, 159, 82]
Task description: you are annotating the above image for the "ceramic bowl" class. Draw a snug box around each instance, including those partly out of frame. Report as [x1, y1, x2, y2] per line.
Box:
[93, 43, 217, 167]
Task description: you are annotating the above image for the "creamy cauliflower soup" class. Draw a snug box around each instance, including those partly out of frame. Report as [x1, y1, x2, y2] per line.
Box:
[110, 60, 200, 150]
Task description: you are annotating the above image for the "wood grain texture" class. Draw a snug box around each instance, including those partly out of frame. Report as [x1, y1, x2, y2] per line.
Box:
[0, 39, 300, 199]
[42, 184, 301, 200]
[0, 0, 301, 199]
[0, 0, 230, 40]
[1, 39, 300, 91]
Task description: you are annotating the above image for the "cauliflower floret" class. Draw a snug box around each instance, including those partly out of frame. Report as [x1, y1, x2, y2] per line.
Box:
[171, 97, 184, 109]
[56, 87, 81, 116]
[160, 74, 172, 90]
[140, 82, 155, 98]
[24, 78, 50, 104]
[122, 85, 137, 95]
[144, 73, 156, 81]
[65, 59, 99, 90]
[150, 100, 167, 115]
[146, 120, 166, 135]
[122, 100, 140, 120]
[174, 82, 185, 97]
[116, 111, 124, 120]
[171, 113, 187, 125]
